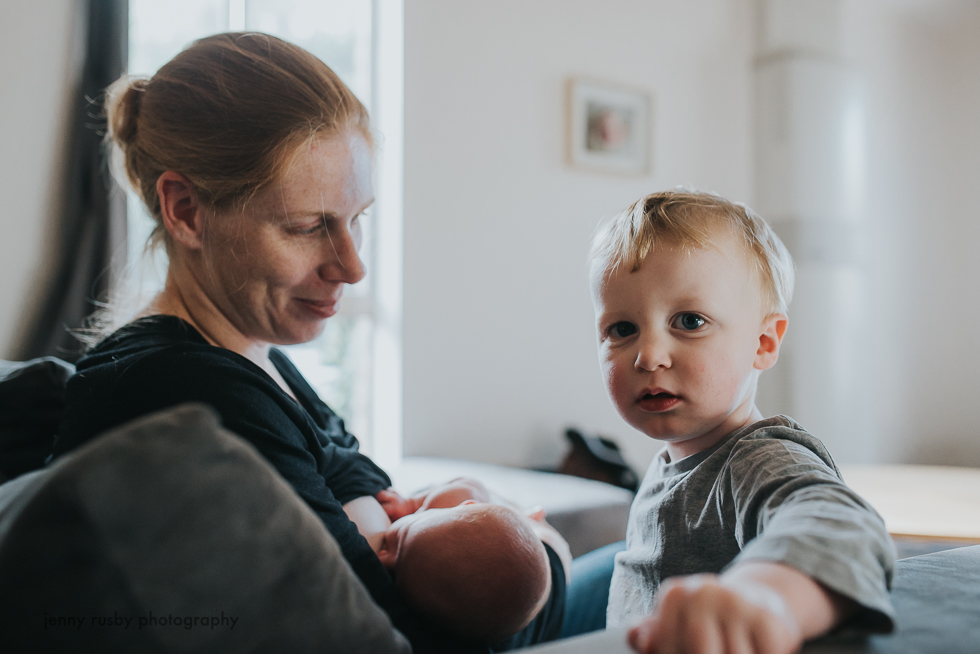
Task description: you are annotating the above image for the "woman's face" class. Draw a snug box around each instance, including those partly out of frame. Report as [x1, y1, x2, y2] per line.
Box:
[201, 132, 373, 346]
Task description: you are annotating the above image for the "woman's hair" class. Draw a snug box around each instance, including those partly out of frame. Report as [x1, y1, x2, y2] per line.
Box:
[105, 31, 373, 253]
[74, 32, 372, 349]
[589, 189, 795, 317]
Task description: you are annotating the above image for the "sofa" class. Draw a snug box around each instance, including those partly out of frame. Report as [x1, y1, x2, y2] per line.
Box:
[5, 357, 980, 653]
[0, 402, 414, 653]
[526, 545, 980, 653]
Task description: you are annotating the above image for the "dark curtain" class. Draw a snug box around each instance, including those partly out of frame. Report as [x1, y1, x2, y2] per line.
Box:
[16, 0, 127, 363]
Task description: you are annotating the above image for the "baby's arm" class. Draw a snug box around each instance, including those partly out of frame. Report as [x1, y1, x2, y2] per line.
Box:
[375, 478, 573, 581]
[348, 478, 493, 552]
[376, 477, 492, 521]
[628, 561, 854, 654]
[343, 480, 491, 556]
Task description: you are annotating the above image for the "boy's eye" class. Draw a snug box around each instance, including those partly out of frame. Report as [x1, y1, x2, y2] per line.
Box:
[610, 321, 638, 338]
[672, 313, 706, 331]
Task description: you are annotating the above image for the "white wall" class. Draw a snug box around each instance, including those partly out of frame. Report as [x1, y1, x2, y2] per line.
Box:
[4, 0, 979, 471]
[0, 0, 80, 359]
[402, 0, 756, 470]
[402, 0, 980, 471]
[849, 0, 980, 465]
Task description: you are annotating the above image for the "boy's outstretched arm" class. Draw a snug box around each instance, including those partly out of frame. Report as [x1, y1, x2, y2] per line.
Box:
[628, 561, 856, 654]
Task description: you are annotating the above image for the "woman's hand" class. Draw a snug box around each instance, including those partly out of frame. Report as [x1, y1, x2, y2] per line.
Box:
[343, 496, 393, 553]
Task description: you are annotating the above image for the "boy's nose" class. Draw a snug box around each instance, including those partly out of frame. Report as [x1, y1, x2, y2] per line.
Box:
[634, 333, 671, 371]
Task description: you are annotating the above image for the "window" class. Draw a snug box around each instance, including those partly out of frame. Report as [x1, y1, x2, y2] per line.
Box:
[126, 0, 403, 466]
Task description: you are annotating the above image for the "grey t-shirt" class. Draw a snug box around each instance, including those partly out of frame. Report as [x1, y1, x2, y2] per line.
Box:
[607, 416, 896, 631]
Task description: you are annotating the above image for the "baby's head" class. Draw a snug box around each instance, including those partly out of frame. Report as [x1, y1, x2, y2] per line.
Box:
[377, 502, 550, 643]
[589, 189, 795, 458]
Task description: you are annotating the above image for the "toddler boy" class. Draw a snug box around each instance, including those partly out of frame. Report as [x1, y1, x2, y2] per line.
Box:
[590, 190, 895, 653]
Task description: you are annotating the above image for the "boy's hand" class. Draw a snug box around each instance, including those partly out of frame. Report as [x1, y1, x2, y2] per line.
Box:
[375, 489, 421, 521]
[628, 574, 802, 654]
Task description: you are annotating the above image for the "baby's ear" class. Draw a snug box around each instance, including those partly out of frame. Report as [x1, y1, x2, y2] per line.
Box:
[754, 313, 788, 371]
[376, 535, 398, 570]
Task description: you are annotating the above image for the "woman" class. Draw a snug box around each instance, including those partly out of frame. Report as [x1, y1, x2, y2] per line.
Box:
[51, 33, 569, 653]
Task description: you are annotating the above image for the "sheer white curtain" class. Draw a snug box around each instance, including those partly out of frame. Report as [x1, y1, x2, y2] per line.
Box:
[126, 0, 403, 460]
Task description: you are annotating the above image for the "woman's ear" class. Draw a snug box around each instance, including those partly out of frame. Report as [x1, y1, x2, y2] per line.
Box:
[754, 313, 788, 371]
[157, 171, 206, 249]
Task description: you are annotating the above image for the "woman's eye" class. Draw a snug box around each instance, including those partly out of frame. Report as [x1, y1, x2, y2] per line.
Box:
[672, 313, 706, 331]
[294, 222, 323, 235]
[610, 322, 638, 338]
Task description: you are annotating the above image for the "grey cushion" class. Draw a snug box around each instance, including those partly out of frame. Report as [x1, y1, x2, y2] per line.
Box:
[0, 402, 410, 654]
[0, 357, 75, 482]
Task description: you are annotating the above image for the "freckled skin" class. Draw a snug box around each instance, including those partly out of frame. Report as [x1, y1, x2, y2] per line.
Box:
[593, 231, 782, 461]
[198, 133, 374, 347]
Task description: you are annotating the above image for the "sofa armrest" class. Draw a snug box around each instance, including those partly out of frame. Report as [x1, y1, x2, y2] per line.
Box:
[0, 403, 410, 654]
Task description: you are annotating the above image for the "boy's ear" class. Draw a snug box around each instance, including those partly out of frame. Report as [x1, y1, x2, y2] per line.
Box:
[754, 313, 788, 371]
[156, 170, 206, 250]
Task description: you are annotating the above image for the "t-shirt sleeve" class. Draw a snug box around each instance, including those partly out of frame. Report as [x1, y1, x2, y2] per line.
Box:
[725, 435, 896, 633]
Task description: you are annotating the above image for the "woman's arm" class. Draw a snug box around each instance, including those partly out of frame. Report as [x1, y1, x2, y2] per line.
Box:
[344, 496, 392, 553]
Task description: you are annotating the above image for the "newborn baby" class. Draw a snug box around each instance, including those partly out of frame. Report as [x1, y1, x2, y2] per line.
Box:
[373, 478, 553, 643]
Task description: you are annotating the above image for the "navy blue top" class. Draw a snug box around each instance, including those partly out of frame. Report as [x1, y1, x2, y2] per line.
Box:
[53, 315, 564, 652]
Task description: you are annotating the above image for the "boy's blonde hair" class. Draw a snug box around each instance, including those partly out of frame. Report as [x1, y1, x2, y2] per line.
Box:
[589, 189, 795, 316]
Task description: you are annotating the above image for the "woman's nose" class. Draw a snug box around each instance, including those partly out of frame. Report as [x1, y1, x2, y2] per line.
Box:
[320, 228, 365, 285]
[635, 332, 671, 371]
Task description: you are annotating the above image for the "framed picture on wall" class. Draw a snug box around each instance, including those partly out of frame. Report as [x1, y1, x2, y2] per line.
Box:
[567, 78, 651, 175]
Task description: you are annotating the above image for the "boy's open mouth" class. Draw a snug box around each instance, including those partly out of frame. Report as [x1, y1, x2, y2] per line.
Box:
[637, 391, 680, 412]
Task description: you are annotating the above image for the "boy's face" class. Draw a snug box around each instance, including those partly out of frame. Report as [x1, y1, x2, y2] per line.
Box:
[592, 230, 786, 460]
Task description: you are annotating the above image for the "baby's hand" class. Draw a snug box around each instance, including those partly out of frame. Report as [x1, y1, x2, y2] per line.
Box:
[628, 574, 802, 654]
[375, 489, 421, 521]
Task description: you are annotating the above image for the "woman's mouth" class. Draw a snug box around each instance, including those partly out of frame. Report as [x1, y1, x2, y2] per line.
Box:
[295, 298, 338, 319]
[637, 391, 680, 412]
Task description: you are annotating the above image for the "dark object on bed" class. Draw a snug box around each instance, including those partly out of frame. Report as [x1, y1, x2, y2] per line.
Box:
[0, 357, 75, 483]
[558, 428, 639, 492]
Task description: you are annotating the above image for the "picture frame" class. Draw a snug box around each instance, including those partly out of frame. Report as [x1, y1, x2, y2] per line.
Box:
[566, 77, 652, 176]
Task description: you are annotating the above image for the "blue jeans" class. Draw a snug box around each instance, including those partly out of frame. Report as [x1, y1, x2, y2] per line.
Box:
[561, 540, 626, 638]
